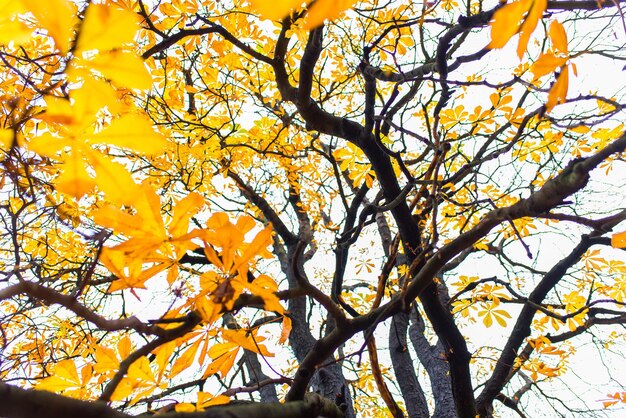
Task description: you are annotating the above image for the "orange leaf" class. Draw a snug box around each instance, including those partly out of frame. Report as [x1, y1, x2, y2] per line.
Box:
[93, 345, 119, 375]
[530, 52, 567, 79]
[549, 20, 568, 54]
[546, 66, 568, 112]
[204, 344, 239, 379]
[516, 0, 547, 58]
[611, 231, 626, 248]
[279, 315, 292, 344]
[488, 0, 533, 50]
[171, 341, 200, 377]
[169, 192, 205, 237]
[232, 225, 273, 273]
[221, 329, 273, 357]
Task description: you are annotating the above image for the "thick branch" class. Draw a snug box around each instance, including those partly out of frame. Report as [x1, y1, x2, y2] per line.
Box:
[0, 281, 169, 337]
[0, 383, 343, 418]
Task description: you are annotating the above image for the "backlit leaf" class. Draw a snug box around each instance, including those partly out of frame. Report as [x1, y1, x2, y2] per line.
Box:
[549, 20, 568, 54]
[205, 343, 238, 379]
[80, 50, 152, 90]
[90, 114, 167, 154]
[249, 0, 300, 20]
[488, 0, 532, 50]
[76, 4, 140, 52]
[546, 66, 568, 112]
[22, 0, 78, 53]
[612, 231, 626, 248]
[55, 152, 96, 198]
[530, 52, 567, 79]
[304, 0, 358, 29]
[516, 0, 547, 58]
[280, 315, 292, 344]
[87, 151, 141, 205]
[221, 328, 273, 357]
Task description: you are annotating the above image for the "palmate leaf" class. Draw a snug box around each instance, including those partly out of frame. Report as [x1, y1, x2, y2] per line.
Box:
[28, 81, 166, 203]
[221, 328, 273, 357]
[95, 188, 205, 291]
[36, 359, 93, 399]
[204, 342, 239, 379]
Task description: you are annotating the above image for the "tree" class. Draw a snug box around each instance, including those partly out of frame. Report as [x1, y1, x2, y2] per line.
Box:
[1, 0, 626, 417]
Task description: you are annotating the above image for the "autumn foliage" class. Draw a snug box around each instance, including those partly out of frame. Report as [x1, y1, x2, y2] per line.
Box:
[1, 0, 626, 418]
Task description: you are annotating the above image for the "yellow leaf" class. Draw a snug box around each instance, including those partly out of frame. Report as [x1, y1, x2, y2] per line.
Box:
[0, 1, 25, 16]
[0, 128, 13, 153]
[546, 66, 568, 112]
[568, 125, 590, 134]
[198, 392, 230, 409]
[81, 50, 152, 90]
[100, 248, 167, 291]
[549, 20, 568, 54]
[154, 342, 175, 381]
[483, 312, 493, 328]
[90, 114, 167, 154]
[27, 132, 72, 159]
[55, 152, 96, 198]
[93, 206, 141, 236]
[127, 356, 156, 383]
[132, 185, 168, 239]
[86, 151, 141, 205]
[493, 309, 512, 327]
[175, 403, 196, 413]
[0, 1, 31, 45]
[249, 0, 301, 20]
[76, 4, 140, 52]
[36, 359, 81, 392]
[612, 231, 626, 248]
[117, 335, 132, 359]
[175, 392, 230, 412]
[110, 380, 134, 402]
[22, 0, 78, 53]
[94, 345, 119, 375]
[304, 0, 358, 29]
